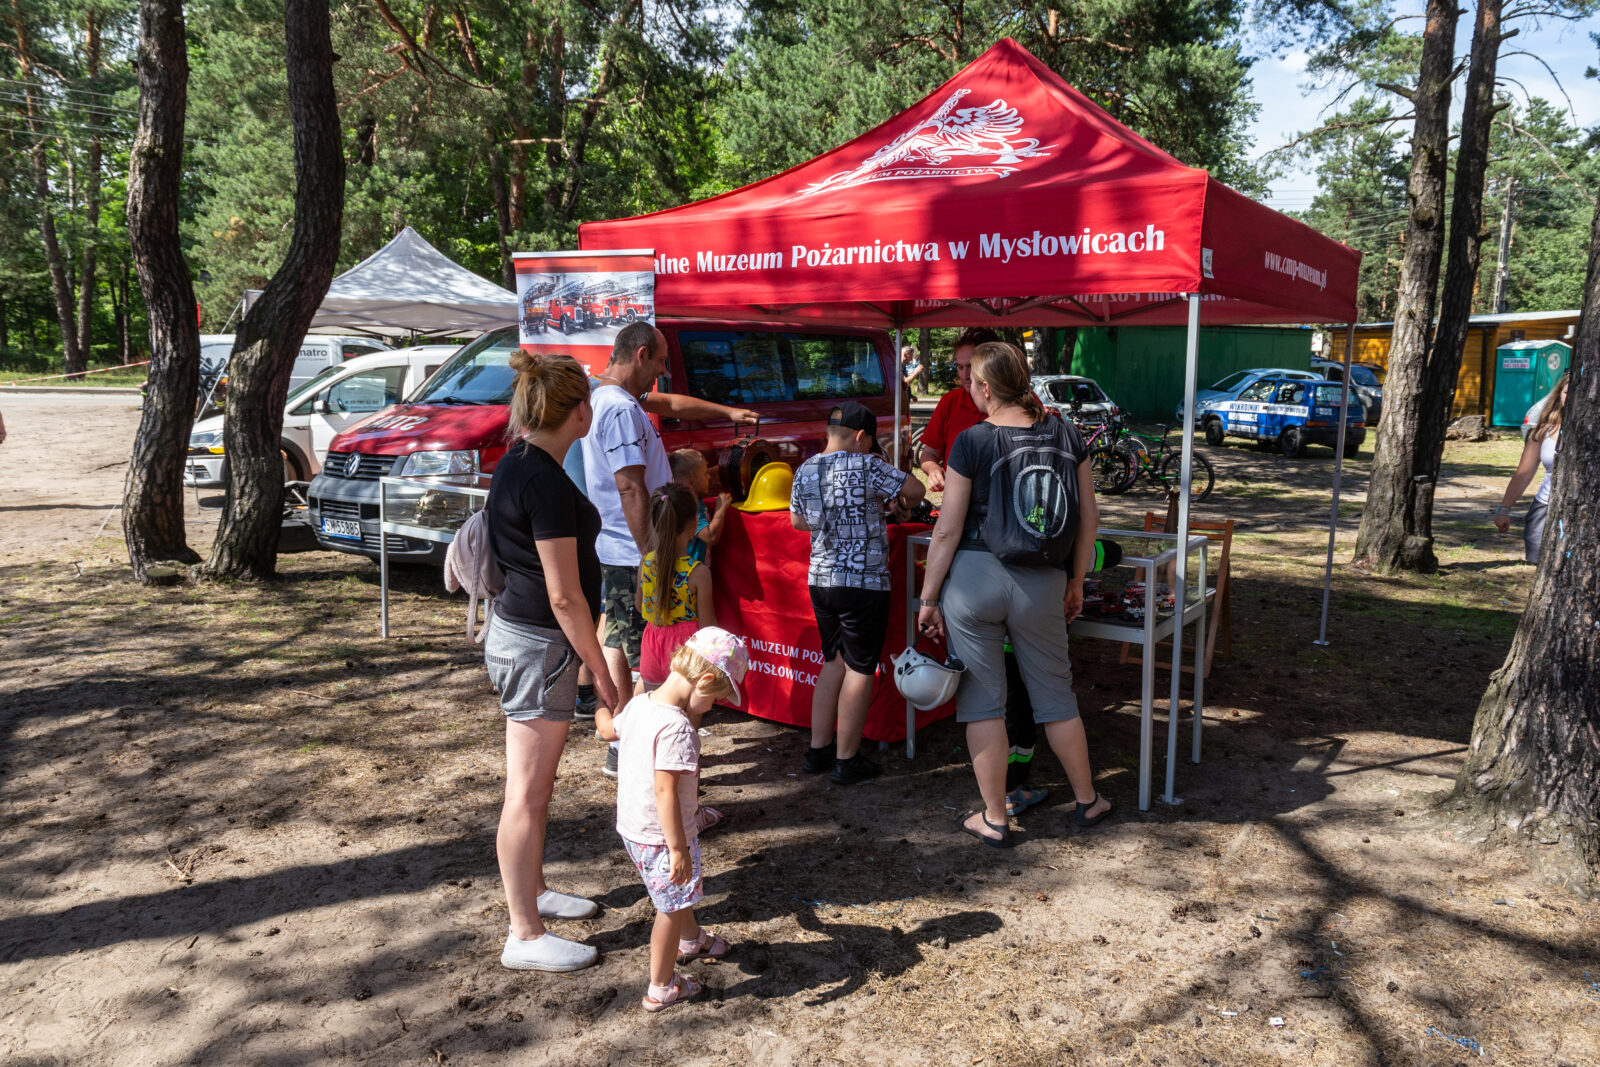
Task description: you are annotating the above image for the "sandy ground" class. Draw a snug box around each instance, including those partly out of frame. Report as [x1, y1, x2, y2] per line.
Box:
[0, 392, 153, 558]
[2, 398, 1596, 1066]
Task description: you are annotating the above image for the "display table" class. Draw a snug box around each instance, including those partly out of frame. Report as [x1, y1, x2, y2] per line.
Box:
[378, 473, 491, 637]
[712, 508, 956, 741]
[904, 530, 1210, 811]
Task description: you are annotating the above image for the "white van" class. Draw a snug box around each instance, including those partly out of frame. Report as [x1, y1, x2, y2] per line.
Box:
[186, 346, 457, 486]
[194, 334, 394, 413]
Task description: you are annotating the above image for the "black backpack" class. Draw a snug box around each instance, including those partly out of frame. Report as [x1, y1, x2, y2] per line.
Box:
[978, 418, 1082, 568]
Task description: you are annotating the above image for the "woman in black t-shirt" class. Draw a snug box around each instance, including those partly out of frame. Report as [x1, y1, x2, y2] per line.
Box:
[916, 343, 1113, 849]
[483, 351, 617, 973]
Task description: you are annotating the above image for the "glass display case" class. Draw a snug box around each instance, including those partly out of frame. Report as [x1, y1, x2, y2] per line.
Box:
[378, 473, 492, 637]
[1068, 530, 1208, 639]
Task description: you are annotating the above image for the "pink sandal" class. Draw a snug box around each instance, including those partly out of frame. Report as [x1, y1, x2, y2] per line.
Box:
[676, 929, 730, 963]
[642, 972, 702, 1012]
[695, 806, 725, 833]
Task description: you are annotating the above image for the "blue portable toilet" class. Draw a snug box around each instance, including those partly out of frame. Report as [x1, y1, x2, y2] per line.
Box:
[1492, 340, 1570, 427]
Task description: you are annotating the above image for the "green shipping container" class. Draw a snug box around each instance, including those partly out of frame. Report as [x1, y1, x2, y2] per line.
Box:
[1068, 326, 1313, 420]
[1490, 340, 1570, 428]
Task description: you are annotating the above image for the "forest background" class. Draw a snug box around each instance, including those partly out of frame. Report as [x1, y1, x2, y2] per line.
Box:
[2, 0, 1597, 375]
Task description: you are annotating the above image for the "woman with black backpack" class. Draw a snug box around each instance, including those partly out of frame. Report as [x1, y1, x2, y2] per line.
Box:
[916, 342, 1114, 848]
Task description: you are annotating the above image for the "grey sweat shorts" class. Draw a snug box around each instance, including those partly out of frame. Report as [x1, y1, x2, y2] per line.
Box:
[1523, 499, 1547, 564]
[942, 548, 1081, 726]
[483, 611, 578, 723]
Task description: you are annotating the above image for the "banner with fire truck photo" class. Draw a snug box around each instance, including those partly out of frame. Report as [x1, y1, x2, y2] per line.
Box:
[511, 249, 655, 372]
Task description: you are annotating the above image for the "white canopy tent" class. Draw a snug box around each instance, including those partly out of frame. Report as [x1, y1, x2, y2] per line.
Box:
[241, 226, 516, 338]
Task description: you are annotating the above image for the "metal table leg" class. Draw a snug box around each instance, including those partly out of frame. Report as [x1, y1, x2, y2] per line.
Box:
[1138, 561, 1156, 811]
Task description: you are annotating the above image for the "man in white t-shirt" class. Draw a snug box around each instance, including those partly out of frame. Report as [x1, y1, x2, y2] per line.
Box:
[582, 323, 673, 739]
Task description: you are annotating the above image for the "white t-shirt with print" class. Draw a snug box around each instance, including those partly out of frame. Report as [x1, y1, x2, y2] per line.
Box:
[613, 694, 700, 846]
[580, 380, 671, 567]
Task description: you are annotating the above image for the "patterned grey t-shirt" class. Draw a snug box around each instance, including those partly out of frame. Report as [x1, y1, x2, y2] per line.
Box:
[790, 450, 909, 591]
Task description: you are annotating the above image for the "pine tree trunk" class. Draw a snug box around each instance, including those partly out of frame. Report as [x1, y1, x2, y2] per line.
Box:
[203, 0, 345, 580]
[25, 149, 83, 379]
[1352, 0, 1458, 573]
[489, 144, 514, 289]
[1405, 0, 1507, 566]
[75, 13, 103, 365]
[1456, 191, 1600, 880]
[122, 0, 202, 579]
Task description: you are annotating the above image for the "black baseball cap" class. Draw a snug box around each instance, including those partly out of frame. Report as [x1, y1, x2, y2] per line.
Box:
[828, 401, 883, 453]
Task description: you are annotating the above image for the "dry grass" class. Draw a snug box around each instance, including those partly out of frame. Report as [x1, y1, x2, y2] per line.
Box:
[2, 432, 1597, 1065]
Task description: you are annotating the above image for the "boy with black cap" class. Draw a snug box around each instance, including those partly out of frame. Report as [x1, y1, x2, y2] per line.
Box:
[789, 401, 926, 784]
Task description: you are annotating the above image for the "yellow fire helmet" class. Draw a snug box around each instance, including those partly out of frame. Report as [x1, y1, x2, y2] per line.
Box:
[734, 461, 795, 512]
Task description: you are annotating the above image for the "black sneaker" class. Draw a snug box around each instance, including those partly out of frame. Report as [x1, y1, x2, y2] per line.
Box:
[830, 754, 883, 786]
[801, 742, 836, 775]
[602, 745, 618, 778]
[574, 686, 597, 722]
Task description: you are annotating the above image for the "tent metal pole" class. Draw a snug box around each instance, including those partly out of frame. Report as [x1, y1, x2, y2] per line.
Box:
[1315, 323, 1357, 646]
[893, 328, 903, 467]
[1163, 293, 1201, 805]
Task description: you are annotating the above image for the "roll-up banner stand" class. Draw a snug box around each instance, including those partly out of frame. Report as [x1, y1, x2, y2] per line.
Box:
[511, 250, 656, 372]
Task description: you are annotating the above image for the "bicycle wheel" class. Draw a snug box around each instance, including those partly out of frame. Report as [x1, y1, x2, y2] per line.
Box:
[1091, 443, 1135, 494]
[1159, 451, 1214, 503]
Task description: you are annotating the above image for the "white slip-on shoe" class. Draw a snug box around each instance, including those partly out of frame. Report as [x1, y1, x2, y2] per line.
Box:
[501, 929, 598, 972]
[537, 889, 599, 920]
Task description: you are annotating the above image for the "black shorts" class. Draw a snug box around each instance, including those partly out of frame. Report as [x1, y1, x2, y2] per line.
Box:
[809, 586, 891, 675]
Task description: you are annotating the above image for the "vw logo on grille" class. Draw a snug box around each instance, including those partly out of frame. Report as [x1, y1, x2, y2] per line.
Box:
[344, 452, 362, 478]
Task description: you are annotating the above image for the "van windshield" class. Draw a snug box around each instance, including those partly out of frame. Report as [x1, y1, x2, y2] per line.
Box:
[285, 364, 346, 410]
[409, 327, 520, 404]
[680, 330, 884, 405]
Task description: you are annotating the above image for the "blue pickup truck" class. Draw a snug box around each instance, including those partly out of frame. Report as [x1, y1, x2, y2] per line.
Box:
[1202, 376, 1366, 457]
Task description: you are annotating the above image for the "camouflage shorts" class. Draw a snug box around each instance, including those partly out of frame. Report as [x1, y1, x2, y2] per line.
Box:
[600, 564, 644, 669]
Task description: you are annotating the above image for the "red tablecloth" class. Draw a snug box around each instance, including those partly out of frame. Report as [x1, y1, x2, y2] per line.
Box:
[711, 508, 956, 741]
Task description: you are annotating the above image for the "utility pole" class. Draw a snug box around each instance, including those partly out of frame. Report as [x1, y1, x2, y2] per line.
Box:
[1492, 176, 1515, 315]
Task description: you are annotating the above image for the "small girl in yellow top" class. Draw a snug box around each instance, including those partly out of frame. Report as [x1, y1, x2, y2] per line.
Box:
[639, 483, 717, 689]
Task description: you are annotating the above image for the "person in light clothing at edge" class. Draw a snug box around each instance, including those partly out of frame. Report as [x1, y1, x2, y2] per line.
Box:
[1493, 372, 1566, 563]
[916, 342, 1114, 847]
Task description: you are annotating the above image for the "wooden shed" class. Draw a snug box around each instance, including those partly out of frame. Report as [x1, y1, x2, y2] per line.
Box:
[1328, 309, 1579, 418]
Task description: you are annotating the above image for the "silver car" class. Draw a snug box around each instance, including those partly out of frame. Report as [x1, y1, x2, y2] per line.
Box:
[1031, 374, 1120, 426]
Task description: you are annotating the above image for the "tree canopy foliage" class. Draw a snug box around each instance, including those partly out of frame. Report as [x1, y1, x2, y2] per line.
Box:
[3, 0, 1595, 371]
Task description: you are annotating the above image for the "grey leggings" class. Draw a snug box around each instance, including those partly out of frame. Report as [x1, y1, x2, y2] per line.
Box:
[943, 549, 1081, 725]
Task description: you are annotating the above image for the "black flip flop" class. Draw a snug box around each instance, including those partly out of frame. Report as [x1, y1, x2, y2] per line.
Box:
[958, 810, 1014, 849]
[1073, 792, 1115, 829]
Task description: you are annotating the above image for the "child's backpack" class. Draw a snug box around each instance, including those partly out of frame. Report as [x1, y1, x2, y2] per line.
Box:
[979, 418, 1082, 568]
[443, 508, 504, 642]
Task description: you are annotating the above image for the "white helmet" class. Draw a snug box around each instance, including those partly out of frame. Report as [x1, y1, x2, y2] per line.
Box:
[891, 647, 966, 710]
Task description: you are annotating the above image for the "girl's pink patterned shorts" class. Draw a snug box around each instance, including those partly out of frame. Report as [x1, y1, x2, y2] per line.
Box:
[621, 835, 703, 913]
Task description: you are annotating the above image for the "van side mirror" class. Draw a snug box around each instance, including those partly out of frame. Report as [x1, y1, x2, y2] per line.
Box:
[314, 395, 331, 414]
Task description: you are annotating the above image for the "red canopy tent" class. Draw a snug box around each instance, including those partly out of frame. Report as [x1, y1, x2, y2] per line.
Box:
[580, 38, 1363, 805]
[579, 37, 1358, 330]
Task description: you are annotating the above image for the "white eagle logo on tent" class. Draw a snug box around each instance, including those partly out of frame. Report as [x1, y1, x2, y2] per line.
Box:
[793, 89, 1055, 200]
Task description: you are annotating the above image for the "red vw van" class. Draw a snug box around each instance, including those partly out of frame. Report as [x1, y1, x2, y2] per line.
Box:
[307, 321, 900, 561]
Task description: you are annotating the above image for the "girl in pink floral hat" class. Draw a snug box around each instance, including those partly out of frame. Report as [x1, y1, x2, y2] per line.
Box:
[595, 626, 749, 1011]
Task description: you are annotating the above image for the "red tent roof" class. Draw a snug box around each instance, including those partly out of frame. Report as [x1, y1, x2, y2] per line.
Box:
[580, 38, 1358, 328]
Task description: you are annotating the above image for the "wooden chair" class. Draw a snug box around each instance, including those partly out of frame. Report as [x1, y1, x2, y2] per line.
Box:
[1118, 511, 1234, 678]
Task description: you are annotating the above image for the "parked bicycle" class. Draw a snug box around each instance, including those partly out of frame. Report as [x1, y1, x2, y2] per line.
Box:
[1101, 423, 1215, 502]
[1078, 417, 1137, 494]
